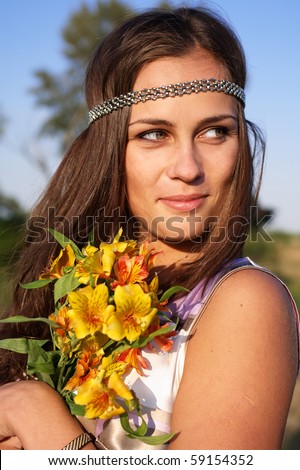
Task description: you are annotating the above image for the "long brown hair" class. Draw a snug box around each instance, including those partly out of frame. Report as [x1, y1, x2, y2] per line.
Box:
[0, 7, 265, 382]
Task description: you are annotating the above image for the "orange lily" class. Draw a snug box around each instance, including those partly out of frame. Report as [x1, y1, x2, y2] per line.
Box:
[117, 347, 150, 376]
[64, 350, 101, 391]
[138, 241, 161, 271]
[111, 254, 149, 288]
[49, 305, 71, 339]
[146, 319, 177, 353]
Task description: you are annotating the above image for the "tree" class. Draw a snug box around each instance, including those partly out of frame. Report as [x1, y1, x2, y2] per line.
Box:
[0, 107, 6, 139]
[30, 0, 171, 152]
[30, 0, 135, 151]
[0, 191, 27, 313]
[0, 192, 27, 224]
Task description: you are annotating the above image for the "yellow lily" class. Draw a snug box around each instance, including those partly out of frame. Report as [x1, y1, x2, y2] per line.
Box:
[100, 228, 137, 257]
[81, 245, 98, 257]
[107, 370, 134, 401]
[80, 332, 107, 357]
[75, 248, 115, 284]
[40, 244, 75, 279]
[98, 352, 128, 378]
[67, 284, 115, 339]
[106, 284, 157, 343]
[141, 273, 170, 311]
[74, 373, 133, 419]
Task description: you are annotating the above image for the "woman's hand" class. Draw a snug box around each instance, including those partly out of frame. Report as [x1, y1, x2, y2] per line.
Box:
[0, 436, 23, 450]
[0, 381, 95, 450]
[0, 382, 24, 449]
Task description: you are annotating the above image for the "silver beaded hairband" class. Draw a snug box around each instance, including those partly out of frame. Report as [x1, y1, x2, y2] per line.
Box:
[88, 78, 245, 124]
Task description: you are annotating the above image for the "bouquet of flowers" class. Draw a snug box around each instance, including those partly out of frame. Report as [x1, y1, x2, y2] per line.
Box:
[0, 229, 185, 445]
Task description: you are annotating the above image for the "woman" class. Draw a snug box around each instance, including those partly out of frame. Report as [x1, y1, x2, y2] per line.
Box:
[0, 6, 299, 450]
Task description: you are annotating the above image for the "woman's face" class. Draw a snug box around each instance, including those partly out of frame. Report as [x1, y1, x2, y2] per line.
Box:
[125, 49, 239, 243]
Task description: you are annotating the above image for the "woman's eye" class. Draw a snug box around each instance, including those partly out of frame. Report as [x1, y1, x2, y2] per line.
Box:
[201, 127, 228, 140]
[137, 130, 167, 141]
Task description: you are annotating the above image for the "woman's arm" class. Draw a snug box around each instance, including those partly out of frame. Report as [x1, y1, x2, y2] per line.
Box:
[170, 269, 299, 449]
[0, 381, 96, 450]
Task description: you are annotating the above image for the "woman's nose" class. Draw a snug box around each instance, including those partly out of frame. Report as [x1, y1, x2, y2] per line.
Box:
[167, 141, 204, 183]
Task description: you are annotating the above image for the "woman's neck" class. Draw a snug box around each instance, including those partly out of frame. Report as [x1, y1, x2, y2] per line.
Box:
[147, 237, 203, 273]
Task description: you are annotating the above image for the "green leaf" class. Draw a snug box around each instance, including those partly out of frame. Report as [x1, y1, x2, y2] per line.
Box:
[0, 315, 58, 328]
[27, 341, 55, 386]
[120, 412, 147, 437]
[64, 393, 86, 416]
[132, 432, 175, 446]
[88, 230, 95, 246]
[159, 285, 189, 303]
[104, 322, 177, 356]
[54, 268, 81, 304]
[120, 412, 175, 445]
[130, 323, 176, 349]
[20, 278, 54, 289]
[68, 401, 86, 417]
[48, 228, 85, 260]
[27, 340, 53, 365]
[0, 337, 49, 354]
[27, 362, 55, 374]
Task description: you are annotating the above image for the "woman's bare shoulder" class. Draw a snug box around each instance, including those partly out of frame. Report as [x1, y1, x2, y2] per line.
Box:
[206, 266, 296, 323]
[195, 267, 299, 373]
[170, 267, 299, 449]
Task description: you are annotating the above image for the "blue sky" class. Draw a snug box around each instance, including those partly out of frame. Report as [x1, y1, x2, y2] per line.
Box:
[1, 0, 300, 233]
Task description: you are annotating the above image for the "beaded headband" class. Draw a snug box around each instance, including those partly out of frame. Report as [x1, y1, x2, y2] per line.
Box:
[88, 78, 245, 124]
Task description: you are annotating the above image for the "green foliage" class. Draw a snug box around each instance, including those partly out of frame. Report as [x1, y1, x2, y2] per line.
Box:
[0, 191, 27, 223]
[0, 245, 22, 314]
[0, 220, 24, 266]
[244, 230, 300, 311]
[30, 0, 135, 151]
[244, 229, 277, 269]
[30, 0, 173, 152]
[0, 194, 26, 269]
[0, 108, 6, 138]
[0, 195, 27, 313]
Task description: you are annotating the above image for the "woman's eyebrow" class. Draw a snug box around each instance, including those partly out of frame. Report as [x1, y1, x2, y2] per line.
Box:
[197, 114, 238, 126]
[128, 114, 237, 128]
[128, 118, 173, 127]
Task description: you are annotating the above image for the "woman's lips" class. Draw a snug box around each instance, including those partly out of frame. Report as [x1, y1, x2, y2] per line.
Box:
[159, 194, 208, 211]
